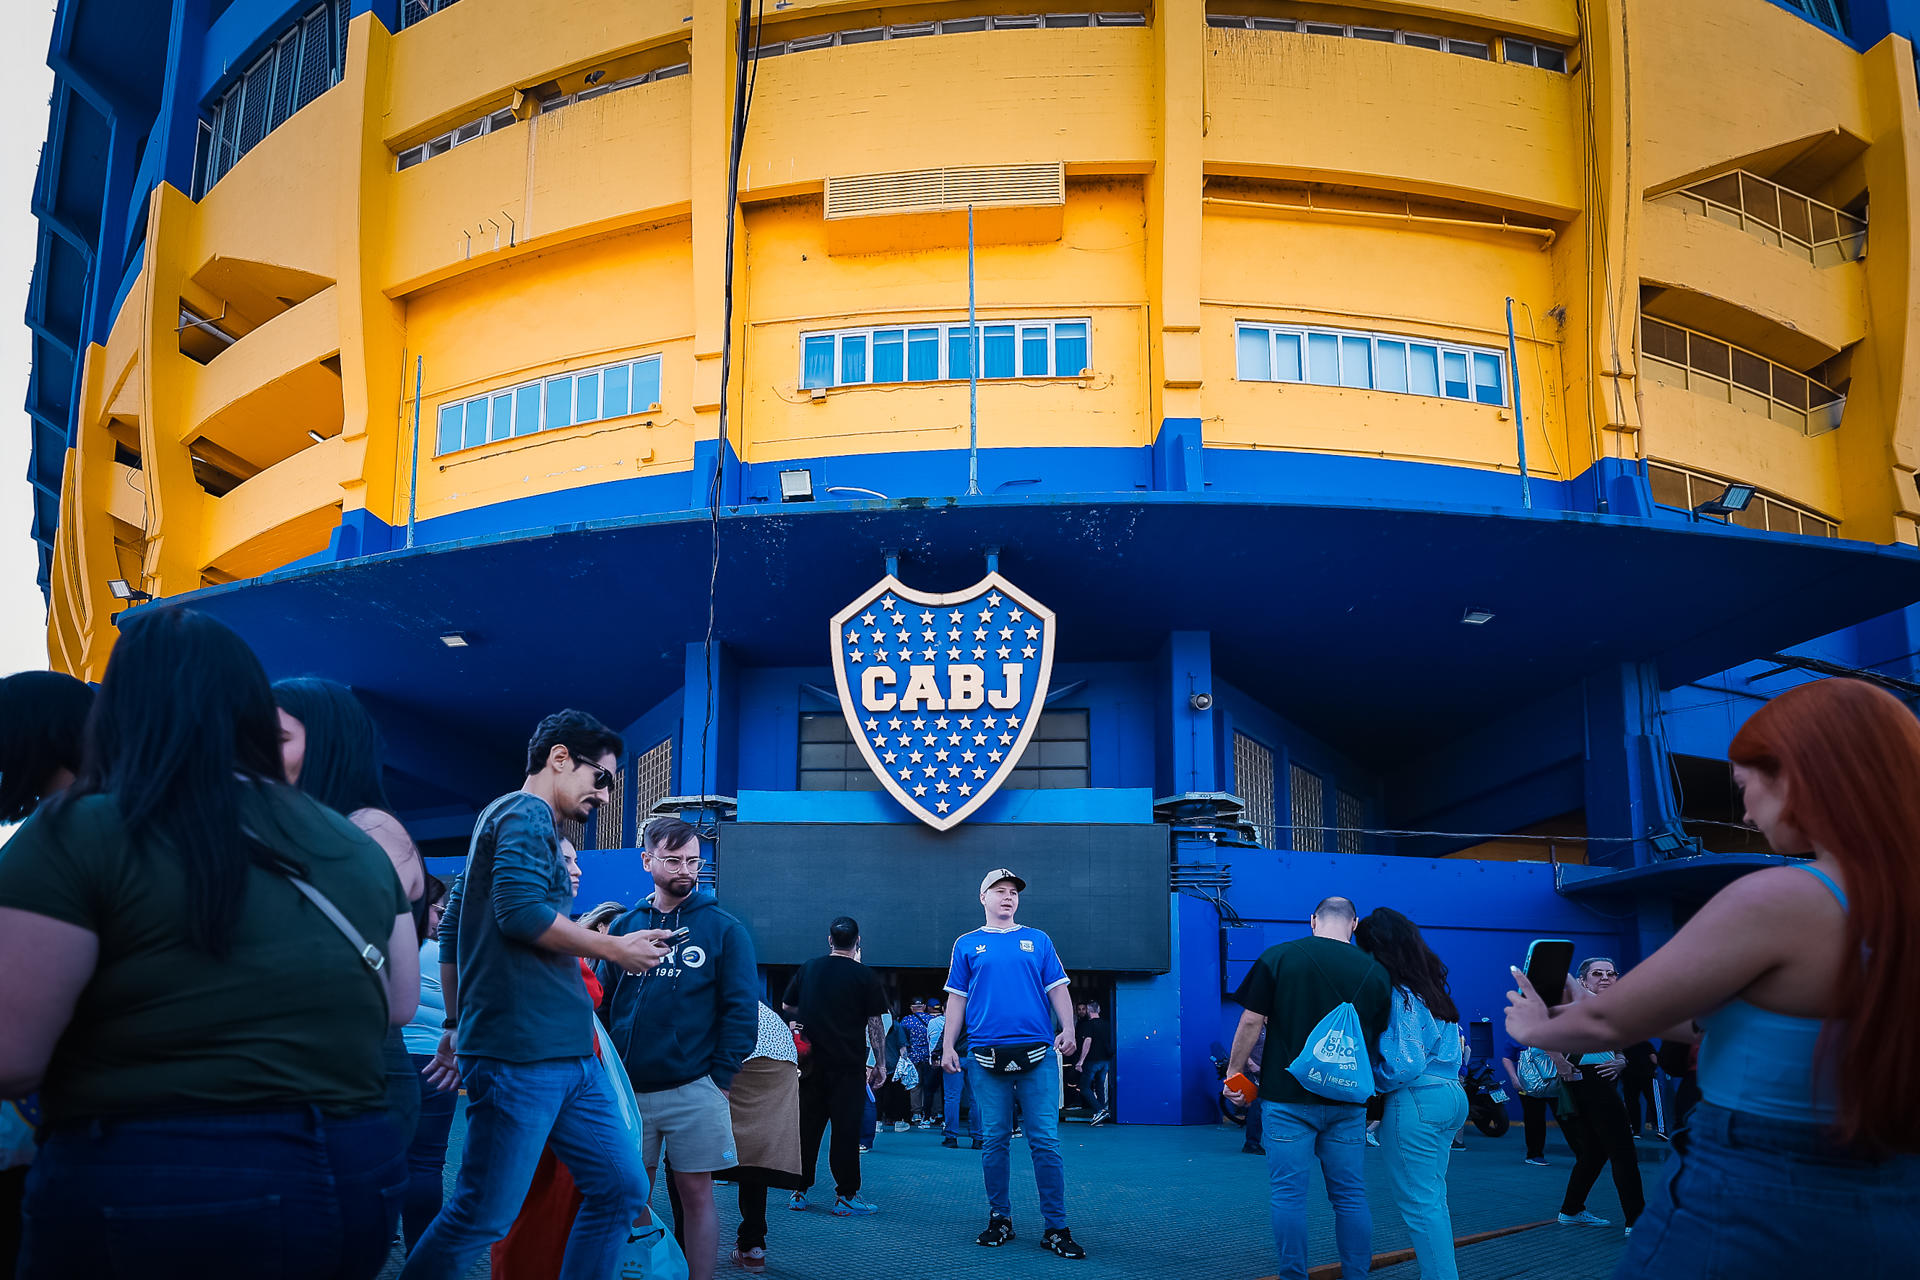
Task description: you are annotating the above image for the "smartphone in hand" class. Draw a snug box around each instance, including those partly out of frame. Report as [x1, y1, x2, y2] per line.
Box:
[1523, 939, 1576, 1007]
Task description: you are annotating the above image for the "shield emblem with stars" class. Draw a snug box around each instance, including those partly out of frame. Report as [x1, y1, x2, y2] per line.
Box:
[830, 573, 1057, 831]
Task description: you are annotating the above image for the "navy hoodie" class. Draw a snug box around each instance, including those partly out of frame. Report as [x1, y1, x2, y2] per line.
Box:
[600, 890, 759, 1092]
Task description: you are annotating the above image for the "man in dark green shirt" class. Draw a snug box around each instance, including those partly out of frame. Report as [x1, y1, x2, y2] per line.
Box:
[1226, 896, 1392, 1280]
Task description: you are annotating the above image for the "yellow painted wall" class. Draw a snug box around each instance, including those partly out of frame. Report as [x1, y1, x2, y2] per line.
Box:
[41, 0, 1920, 666]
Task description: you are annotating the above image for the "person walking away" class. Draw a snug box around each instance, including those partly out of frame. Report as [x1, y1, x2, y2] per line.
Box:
[940, 868, 1088, 1259]
[1507, 677, 1920, 1276]
[702, 1003, 804, 1275]
[277, 677, 430, 1149]
[1620, 1041, 1664, 1139]
[0, 607, 419, 1280]
[1075, 1001, 1115, 1125]
[898, 999, 934, 1125]
[923, 997, 949, 1128]
[0, 669, 93, 1278]
[1224, 895, 1393, 1280]
[1357, 908, 1468, 1280]
[401, 876, 456, 1252]
[783, 916, 888, 1213]
[401, 710, 673, 1280]
[1547, 958, 1644, 1232]
[600, 816, 758, 1280]
[1655, 1038, 1697, 1131]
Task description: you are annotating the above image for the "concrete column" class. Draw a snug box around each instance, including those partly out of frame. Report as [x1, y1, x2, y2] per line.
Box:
[1581, 661, 1680, 870]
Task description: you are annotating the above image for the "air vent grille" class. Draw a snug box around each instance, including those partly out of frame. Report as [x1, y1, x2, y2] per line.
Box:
[826, 163, 1066, 219]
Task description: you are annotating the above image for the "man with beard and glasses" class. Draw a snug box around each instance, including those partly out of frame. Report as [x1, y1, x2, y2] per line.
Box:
[402, 711, 675, 1280]
[601, 817, 759, 1280]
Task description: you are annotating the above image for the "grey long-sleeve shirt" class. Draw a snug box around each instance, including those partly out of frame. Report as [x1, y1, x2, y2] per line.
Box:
[441, 791, 591, 1062]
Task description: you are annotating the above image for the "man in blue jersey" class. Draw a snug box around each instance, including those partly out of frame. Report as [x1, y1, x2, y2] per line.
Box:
[939, 869, 1086, 1260]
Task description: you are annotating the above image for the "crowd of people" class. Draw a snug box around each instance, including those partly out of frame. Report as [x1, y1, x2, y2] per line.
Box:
[2, 607, 1918, 1280]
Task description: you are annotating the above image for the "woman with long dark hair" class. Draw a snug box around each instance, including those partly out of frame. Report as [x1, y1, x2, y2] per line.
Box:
[0, 670, 93, 824]
[1507, 677, 1920, 1277]
[274, 676, 427, 1146]
[1357, 907, 1467, 1280]
[0, 607, 418, 1280]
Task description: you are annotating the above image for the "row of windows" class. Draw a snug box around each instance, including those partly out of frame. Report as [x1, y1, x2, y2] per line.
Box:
[1647, 461, 1837, 539]
[1656, 169, 1866, 266]
[798, 710, 1090, 791]
[435, 357, 663, 456]
[1206, 14, 1567, 71]
[1234, 731, 1364, 854]
[756, 11, 1145, 58]
[1639, 316, 1844, 437]
[396, 64, 691, 171]
[192, 2, 349, 197]
[1778, 0, 1850, 36]
[801, 320, 1091, 390]
[1235, 324, 1507, 406]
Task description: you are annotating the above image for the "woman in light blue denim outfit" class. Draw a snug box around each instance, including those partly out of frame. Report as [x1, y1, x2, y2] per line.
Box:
[1358, 908, 1468, 1280]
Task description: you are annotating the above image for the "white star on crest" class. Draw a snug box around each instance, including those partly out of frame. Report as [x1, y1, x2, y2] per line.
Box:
[999, 627, 1013, 640]
[935, 781, 950, 794]
[997, 647, 1011, 659]
[865, 718, 878, 731]
[889, 717, 903, 731]
[935, 749, 950, 762]
[959, 784, 973, 796]
[962, 750, 976, 762]
[936, 800, 950, 813]
[973, 734, 987, 745]
[979, 607, 994, 621]
[958, 716, 973, 728]
[1025, 626, 1040, 639]
[987, 592, 1003, 606]
[876, 649, 891, 662]
[999, 733, 1013, 745]
[883, 751, 897, 764]
[923, 630, 935, 642]
[912, 718, 927, 730]
[948, 629, 962, 640]
[861, 613, 877, 626]
[1022, 645, 1036, 659]
[948, 766, 961, 777]
[851, 651, 866, 664]
[948, 734, 961, 745]
[913, 783, 927, 796]
[935, 717, 950, 729]
[948, 648, 961, 660]
[897, 630, 911, 643]
[899, 769, 914, 782]
[973, 767, 987, 779]
[1007, 714, 1022, 727]
[908, 750, 924, 763]
[881, 596, 896, 609]
[989, 750, 1003, 762]
[974, 628, 987, 640]
[920, 611, 934, 623]
[921, 650, 934, 660]
[923, 734, 937, 746]
[984, 716, 998, 728]
[846, 630, 860, 644]
[972, 647, 986, 660]
[1008, 608, 1024, 622]
[949, 610, 964, 622]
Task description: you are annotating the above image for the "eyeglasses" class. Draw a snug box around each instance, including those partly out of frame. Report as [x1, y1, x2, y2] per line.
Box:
[573, 759, 615, 791]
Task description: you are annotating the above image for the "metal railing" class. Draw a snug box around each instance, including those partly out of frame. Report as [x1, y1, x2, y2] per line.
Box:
[1646, 460, 1838, 538]
[1652, 169, 1865, 266]
[1640, 316, 1844, 437]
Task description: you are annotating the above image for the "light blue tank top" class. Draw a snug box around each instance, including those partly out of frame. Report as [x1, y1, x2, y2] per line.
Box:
[1695, 865, 1845, 1125]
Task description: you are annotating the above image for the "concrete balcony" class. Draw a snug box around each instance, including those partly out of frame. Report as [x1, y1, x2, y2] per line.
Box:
[182, 285, 344, 471]
[201, 434, 351, 579]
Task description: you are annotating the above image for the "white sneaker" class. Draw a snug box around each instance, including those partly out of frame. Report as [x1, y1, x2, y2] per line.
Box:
[1558, 1211, 1611, 1227]
[893, 1121, 910, 1132]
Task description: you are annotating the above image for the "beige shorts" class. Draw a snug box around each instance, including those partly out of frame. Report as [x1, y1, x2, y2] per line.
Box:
[637, 1076, 738, 1173]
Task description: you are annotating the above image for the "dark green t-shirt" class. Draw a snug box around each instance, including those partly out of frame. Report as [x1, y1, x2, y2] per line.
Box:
[1232, 935, 1394, 1107]
[0, 783, 408, 1124]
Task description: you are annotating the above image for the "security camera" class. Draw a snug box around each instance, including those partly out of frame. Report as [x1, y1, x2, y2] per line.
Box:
[1189, 692, 1213, 712]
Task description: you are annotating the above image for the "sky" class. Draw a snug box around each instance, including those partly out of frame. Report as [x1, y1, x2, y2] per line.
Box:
[0, 4, 59, 678]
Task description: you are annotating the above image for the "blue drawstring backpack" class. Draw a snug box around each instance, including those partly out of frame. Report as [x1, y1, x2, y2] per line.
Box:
[1285, 953, 1380, 1103]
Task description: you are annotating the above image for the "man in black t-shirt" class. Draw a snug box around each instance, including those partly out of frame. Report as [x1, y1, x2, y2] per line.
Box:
[1073, 1000, 1115, 1124]
[781, 916, 888, 1214]
[1224, 896, 1392, 1280]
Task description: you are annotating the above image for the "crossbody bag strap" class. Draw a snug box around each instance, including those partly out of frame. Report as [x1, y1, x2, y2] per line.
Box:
[245, 823, 390, 1015]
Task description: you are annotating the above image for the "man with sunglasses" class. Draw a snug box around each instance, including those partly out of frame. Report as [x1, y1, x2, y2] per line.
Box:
[601, 816, 760, 1280]
[403, 711, 676, 1280]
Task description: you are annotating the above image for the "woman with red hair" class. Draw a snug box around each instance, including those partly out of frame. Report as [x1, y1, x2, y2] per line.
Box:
[1506, 677, 1920, 1277]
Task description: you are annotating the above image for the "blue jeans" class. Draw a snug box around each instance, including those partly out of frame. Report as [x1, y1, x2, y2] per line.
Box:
[943, 1065, 981, 1141]
[1262, 1099, 1372, 1280]
[401, 1055, 460, 1253]
[399, 1055, 648, 1280]
[1081, 1060, 1112, 1113]
[20, 1106, 404, 1280]
[1379, 1081, 1468, 1280]
[1616, 1102, 1920, 1278]
[967, 1052, 1067, 1229]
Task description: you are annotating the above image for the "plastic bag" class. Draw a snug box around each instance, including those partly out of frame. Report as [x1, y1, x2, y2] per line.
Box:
[593, 1016, 690, 1280]
[1286, 1002, 1373, 1102]
[894, 1052, 920, 1091]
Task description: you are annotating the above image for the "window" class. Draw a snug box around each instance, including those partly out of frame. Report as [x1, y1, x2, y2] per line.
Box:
[1289, 764, 1326, 853]
[1777, 0, 1850, 37]
[798, 713, 882, 791]
[1504, 38, 1568, 72]
[195, 4, 347, 196]
[395, 63, 688, 171]
[799, 319, 1092, 389]
[631, 738, 675, 827]
[434, 355, 664, 456]
[1237, 323, 1505, 406]
[398, 0, 464, 28]
[1652, 169, 1865, 266]
[585, 768, 626, 850]
[757, 11, 1146, 58]
[1007, 710, 1091, 789]
[1208, 15, 1560, 66]
[1336, 789, 1365, 855]
[1645, 460, 1838, 538]
[1234, 733, 1276, 847]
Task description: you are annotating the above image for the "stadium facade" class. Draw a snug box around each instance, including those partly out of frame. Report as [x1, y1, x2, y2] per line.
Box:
[23, 0, 1920, 1120]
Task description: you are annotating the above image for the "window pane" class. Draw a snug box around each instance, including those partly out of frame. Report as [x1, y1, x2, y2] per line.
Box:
[1237, 326, 1271, 380]
[907, 328, 940, 381]
[1375, 340, 1408, 392]
[1506, 39, 1535, 65]
[575, 371, 601, 423]
[1273, 332, 1302, 381]
[1473, 353, 1504, 405]
[545, 377, 573, 429]
[1408, 344, 1440, 395]
[515, 383, 541, 435]
[632, 359, 661, 412]
[948, 327, 974, 380]
[802, 335, 834, 389]
[464, 398, 489, 448]
[873, 330, 904, 383]
[840, 333, 868, 385]
[1539, 46, 1566, 72]
[436, 403, 463, 454]
[1307, 332, 1340, 385]
[1021, 326, 1050, 376]
[490, 392, 514, 441]
[1442, 351, 1470, 399]
[1340, 335, 1372, 388]
[1053, 322, 1088, 377]
[602, 364, 630, 417]
[983, 325, 1015, 378]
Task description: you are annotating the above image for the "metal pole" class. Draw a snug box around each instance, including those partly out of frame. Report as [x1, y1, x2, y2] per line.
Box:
[967, 204, 981, 496]
[406, 355, 422, 548]
[1506, 297, 1531, 509]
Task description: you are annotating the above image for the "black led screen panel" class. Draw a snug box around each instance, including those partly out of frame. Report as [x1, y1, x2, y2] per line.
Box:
[719, 823, 1171, 972]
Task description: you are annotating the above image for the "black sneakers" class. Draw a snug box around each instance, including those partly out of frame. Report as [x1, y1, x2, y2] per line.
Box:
[941, 1136, 959, 1148]
[971, 1137, 984, 1149]
[977, 1215, 1016, 1247]
[1042, 1228, 1087, 1259]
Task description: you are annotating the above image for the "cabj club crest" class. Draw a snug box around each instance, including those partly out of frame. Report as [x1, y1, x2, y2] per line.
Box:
[830, 573, 1057, 831]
